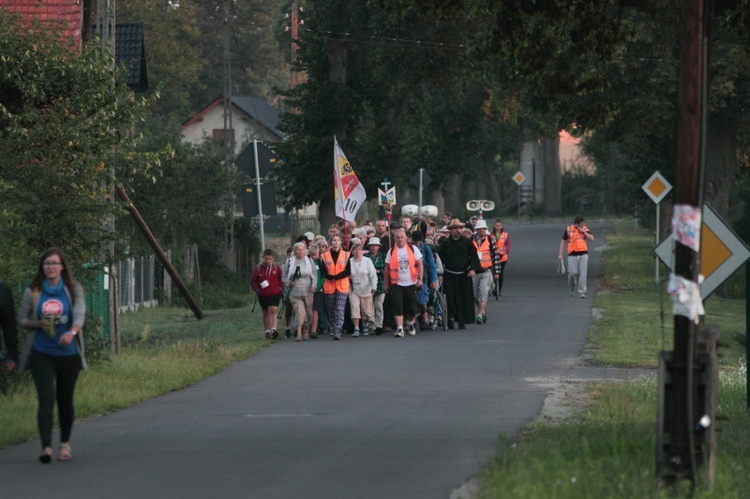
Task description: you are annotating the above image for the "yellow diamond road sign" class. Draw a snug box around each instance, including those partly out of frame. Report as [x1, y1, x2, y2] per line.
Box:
[512, 171, 526, 186]
[655, 204, 750, 299]
[642, 171, 672, 204]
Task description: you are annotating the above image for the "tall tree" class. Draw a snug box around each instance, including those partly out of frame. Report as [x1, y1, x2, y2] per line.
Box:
[274, 1, 526, 225]
[0, 12, 153, 273]
[118, 131, 235, 259]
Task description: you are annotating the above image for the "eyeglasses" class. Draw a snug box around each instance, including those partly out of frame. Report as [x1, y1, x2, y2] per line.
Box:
[44, 262, 62, 266]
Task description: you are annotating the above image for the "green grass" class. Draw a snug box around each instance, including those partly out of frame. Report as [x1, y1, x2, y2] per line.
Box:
[478, 218, 749, 498]
[0, 303, 267, 447]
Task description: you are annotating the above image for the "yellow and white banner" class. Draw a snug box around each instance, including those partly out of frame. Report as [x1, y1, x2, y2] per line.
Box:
[333, 136, 366, 219]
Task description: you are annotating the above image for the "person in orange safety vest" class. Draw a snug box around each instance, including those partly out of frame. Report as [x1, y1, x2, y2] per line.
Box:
[470, 219, 501, 324]
[558, 215, 594, 298]
[383, 229, 423, 338]
[492, 218, 510, 298]
[320, 234, 351, 340]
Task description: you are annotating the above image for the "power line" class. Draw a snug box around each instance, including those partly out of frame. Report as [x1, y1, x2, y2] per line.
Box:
[302, 27, 465, 51]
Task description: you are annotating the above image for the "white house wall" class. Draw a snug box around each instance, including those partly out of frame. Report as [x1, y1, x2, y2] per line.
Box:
[181, 103, 318, 219]
[181, 104, 277, 155]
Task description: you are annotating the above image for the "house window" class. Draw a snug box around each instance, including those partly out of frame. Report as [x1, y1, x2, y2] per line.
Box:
[212, 128, 235, 149]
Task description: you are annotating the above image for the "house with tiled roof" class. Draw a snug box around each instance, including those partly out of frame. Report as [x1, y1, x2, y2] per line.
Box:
[2, 1, 148, 92]
[93, 22, 149, 92]
[181, 95, 319, 220]
[0, 0, 83, 48]
[181, 95, 285, 153]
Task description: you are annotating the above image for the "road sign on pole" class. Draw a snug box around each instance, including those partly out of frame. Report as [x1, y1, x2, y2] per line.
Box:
[512, 171, 525, 215]
[642, 171, 673, 204]
[655, 203, 750, 299]
[643, 171, 673, 283]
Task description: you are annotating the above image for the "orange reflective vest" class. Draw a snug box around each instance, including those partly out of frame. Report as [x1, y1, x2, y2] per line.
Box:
[322, 250, 351, 293]
[472, 237, 493, 269]
[566, 225, 588, 254]
[388, 245, 419, 285]
[495, 232, 509, 262]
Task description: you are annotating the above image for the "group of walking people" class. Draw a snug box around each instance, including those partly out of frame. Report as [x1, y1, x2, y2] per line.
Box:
[0, 216, 593, 465]
[249, 214, 513, 340]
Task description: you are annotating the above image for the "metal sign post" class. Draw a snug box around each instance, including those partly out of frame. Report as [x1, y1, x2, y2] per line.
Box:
[512, 171, 526, 215]
[253, 140, 265, 251]
[642, 171, 673, 284]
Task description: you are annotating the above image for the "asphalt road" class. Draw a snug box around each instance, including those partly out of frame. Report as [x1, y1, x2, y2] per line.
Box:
[0, 220, 606, 499]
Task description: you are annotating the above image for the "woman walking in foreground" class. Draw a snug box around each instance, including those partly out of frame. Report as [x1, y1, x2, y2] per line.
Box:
[17, 247, 86, 463]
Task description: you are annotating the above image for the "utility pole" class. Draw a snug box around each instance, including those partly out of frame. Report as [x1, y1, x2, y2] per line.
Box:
[95, 0, 116, 71]
[96, 0, 116, 260]
[222, 0, 236, 271]
[285, 3, 304, 89]
[95, 0, 118, 353]
[657, 0, 716, 489]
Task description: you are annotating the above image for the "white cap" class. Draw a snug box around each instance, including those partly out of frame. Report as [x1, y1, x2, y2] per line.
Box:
[304, 231, 315, 241]
[474, 219, 488, 230]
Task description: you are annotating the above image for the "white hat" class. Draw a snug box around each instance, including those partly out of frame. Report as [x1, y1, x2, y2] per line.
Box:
[304, 231, 315, 241]
[474, 219, 488, 230]
[367, 237, 381, 247]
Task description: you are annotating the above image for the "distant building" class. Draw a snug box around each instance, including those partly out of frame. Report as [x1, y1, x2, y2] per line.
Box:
[94, 22, 149, 92]
[181, 95, 317, 219]
[1, 0, 83, 48]
[181, 95, 285, 153]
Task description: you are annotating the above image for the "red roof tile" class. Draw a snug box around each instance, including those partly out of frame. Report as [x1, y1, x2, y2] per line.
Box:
[0, 0, 83, 49]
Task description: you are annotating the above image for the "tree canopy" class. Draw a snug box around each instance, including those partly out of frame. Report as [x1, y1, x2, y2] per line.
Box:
[0, 11, 153, 277]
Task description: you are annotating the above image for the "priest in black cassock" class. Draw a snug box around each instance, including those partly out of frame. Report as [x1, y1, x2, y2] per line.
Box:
[437, 218, 478, 329]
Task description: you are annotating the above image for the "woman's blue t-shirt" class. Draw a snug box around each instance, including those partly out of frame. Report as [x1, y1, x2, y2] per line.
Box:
[33, 280, 76, 356]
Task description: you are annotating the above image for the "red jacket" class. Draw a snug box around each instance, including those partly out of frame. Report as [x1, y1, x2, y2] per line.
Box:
[251, 263, 283, 297]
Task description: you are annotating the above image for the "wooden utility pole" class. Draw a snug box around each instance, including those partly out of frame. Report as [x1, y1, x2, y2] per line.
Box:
[656, 0, 715, 489]
[95, 0, 119, 351]
[116, 187, 204, 320]
[222, 0, 236, 271]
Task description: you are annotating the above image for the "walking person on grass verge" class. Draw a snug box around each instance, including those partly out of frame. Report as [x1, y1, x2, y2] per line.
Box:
[17, 248, 86, 464]
[251, 249, 284, 339]
[491, 218, 511, 297]
[558, 215, 595, 298]
[283, 242, 316, 341]
[320, 234, 351, 340]
[1, 277, 19, 372]
[438, 218, 478, 329]
[384, 228, 424, 337]
[470, 219, 501, 324]
[348, 241, 377, 336]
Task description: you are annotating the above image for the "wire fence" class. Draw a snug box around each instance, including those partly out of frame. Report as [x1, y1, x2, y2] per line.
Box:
[115, 255, 157, 313]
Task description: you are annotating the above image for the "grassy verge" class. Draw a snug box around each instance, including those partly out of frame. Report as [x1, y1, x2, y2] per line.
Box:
[0, 303, 265, 447]
[479, 218, 749, 498]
